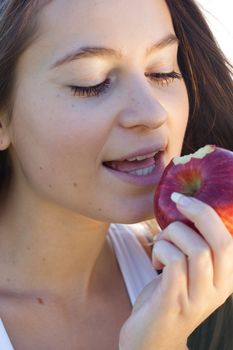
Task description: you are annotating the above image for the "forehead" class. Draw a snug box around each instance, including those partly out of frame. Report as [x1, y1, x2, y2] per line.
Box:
[34, 0, 174, 59]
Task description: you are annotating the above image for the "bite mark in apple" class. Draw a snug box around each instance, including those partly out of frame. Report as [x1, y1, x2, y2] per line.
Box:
[173, 145, 215, 165]
[154, 145, 233, 236]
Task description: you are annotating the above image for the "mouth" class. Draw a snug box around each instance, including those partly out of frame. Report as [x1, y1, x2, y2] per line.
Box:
[103, 150, 162, 176]
[102, 148, 166, 186]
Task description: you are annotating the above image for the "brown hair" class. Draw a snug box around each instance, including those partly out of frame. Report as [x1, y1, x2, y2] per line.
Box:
[0, 0, 49, 196]
[0, 1, 232, 349]
[166, 0, 233, 155]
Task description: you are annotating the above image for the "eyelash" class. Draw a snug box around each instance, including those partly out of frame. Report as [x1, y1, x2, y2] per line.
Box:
[69, 71, 183, 98]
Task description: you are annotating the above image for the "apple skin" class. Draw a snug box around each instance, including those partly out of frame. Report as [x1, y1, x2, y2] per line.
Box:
[154, 145, 233, 236]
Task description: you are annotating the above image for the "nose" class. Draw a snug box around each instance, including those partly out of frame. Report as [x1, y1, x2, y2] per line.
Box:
[117, 75, 168, 130]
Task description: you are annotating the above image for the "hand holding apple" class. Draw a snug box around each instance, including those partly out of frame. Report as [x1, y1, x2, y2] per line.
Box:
[119, 145, 233, 350]
[154, 145, 233, 235]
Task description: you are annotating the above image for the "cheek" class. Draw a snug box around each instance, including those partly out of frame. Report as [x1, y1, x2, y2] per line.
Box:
[164, 83, 189, 157]
[9, 88, 112, 185]
[168, 82, 189, 130]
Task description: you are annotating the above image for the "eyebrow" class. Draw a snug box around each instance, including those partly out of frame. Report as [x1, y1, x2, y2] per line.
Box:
[51, 33, 179, 69]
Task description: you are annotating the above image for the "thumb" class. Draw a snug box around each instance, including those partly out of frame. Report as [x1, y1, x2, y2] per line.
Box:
[132, 275, 162, 313]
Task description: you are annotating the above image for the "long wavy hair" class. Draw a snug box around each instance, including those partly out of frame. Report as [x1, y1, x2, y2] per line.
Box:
[0, 1, 233, 349]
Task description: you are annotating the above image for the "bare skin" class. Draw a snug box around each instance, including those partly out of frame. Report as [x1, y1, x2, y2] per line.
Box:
[0, 0, 232, 349]
[0, 238, 132, 350]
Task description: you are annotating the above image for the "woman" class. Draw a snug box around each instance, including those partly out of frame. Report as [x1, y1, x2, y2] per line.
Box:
[0, 0, 232, 349]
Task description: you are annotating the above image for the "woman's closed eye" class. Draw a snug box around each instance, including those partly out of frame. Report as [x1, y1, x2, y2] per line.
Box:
[69, 71, 183, 98]
[70, 78, 111, 98]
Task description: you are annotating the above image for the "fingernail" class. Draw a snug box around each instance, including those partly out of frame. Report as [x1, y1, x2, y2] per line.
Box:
[171, 192, 193, 206]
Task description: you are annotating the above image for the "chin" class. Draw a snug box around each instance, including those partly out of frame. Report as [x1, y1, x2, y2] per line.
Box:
[116, 193, 156, 224]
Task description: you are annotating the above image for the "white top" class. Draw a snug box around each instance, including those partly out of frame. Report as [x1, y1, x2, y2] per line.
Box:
[108, 224, 158, 305]
[0, 319, 14, 350]
[0, 223, 157, 349]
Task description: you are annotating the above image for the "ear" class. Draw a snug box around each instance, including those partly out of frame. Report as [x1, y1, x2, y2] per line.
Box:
[0, 118, 11, 151]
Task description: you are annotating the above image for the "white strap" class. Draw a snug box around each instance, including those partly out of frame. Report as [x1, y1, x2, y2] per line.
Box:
[108, 224, 157, 306]
[0, 319, 14, 350]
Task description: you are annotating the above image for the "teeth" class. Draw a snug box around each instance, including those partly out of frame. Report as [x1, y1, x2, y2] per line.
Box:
[128, 165, 155, 176]
[127, 151, 159, 162]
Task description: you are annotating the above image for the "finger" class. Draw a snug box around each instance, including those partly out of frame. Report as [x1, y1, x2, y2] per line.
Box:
[158, 221, 214, 301]
[171, 193, 233, 289]
[152, 239, 188, 302]
[171, 193, 232, 247]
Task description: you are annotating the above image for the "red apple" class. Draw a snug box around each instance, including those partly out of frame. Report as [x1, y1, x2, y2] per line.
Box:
[154, 145, 233, 236]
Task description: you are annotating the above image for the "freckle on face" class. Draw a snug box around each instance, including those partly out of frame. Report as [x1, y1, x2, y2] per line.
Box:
[37, 297, 44, 305]
[73, 183, 77, 187]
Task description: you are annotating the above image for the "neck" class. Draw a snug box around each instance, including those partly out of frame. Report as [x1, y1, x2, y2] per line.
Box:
[0, 186, 112, 301]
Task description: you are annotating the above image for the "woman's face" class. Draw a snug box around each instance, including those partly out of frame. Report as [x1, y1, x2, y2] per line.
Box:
[7, 0, 189, 223]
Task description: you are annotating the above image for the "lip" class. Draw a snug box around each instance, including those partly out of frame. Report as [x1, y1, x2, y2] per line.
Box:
[103, 150, 166, 187]
[106, 142, 167, 162]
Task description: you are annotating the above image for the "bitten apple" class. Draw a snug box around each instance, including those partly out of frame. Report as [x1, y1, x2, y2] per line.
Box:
[154, 145, 233, 236]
